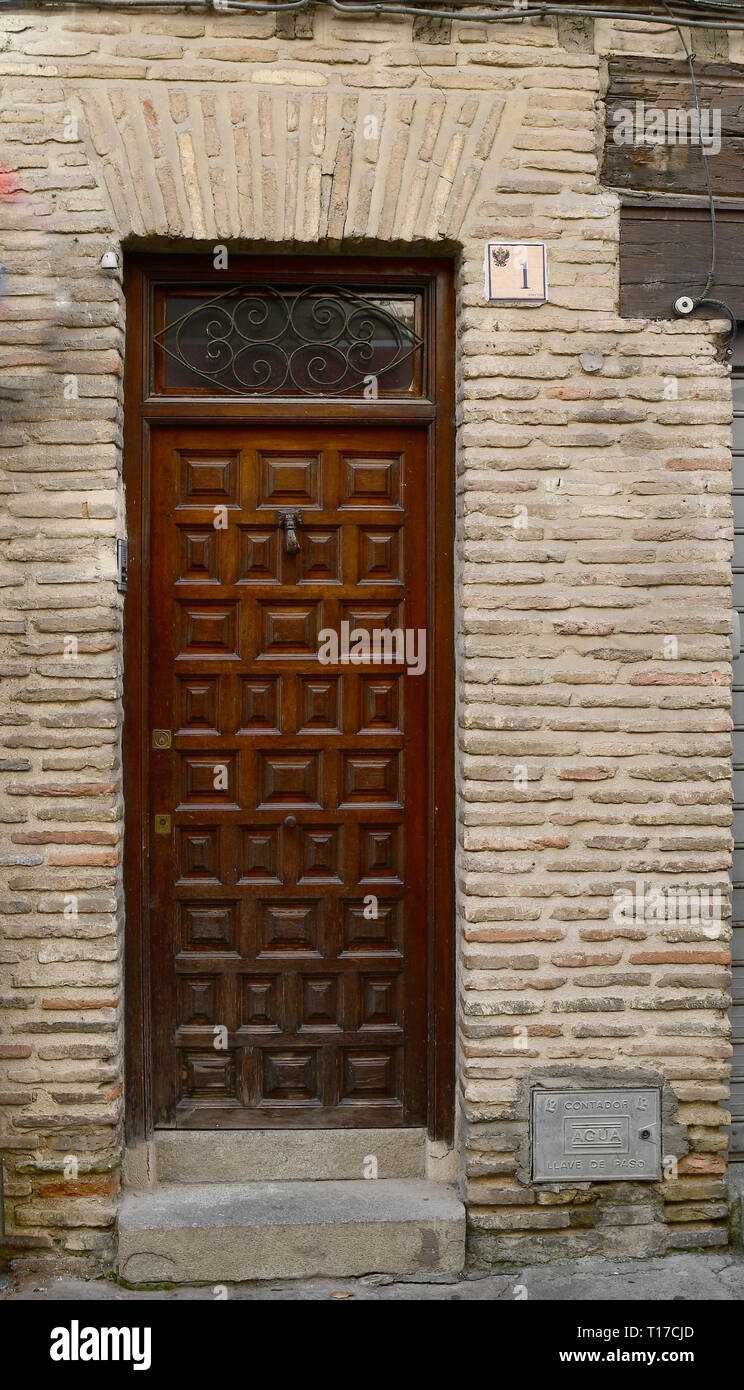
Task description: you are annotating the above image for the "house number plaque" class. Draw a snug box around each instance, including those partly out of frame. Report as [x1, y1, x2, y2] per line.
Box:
[532, 1088, 661, 1182]
[484, 241, 548, 305]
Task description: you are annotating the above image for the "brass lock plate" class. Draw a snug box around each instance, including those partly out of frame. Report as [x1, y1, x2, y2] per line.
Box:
[152, 729, 172, 749]
[154, 814, 171, 835]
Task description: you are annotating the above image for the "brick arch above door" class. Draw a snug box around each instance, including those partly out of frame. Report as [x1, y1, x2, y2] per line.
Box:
[75, 85, 506, 244]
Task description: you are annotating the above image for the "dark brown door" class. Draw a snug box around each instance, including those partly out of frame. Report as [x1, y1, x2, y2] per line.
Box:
[148, 423, 429, 1127]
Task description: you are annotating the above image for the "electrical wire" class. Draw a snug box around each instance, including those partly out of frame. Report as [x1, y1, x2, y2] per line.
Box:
[7, 0, 744, 30]
[4, 0, 741, 347]
[326, 0, 744, 23]
[652, 0, 738, 352]
[326, 0, 744, 17]
[660, 0, 716, 300]
[324, 1, 744, 28]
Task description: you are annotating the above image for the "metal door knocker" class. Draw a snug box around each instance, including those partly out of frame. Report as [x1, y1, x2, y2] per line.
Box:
[278, 509, 302, 554]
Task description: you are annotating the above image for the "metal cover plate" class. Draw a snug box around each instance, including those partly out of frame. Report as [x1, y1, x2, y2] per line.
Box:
[532, 1088, 661, 1182]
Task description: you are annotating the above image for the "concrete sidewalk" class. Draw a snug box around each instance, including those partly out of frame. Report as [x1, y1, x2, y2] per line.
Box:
[3, 1251, 744, 1300]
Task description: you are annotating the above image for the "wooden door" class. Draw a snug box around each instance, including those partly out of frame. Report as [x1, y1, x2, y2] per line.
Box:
[147, 423, 429, 1127]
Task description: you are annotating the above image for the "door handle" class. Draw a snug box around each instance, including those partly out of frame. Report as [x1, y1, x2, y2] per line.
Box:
[278, 509, 302, 554]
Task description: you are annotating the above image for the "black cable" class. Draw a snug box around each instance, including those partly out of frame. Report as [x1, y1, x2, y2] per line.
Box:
[3, 0, 741, 350]
[7, 0, 744, 29]
[223, 0, 744, 31]
[655, 0, 737, 353]
[660, 0, 717, 301]
[325, 1, 744, 27]
[260, 0, 744, 23]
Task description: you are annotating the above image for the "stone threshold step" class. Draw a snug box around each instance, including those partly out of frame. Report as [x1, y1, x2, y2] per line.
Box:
[153, 1127, 427, 1184]
[118, 1179, 465, 1284]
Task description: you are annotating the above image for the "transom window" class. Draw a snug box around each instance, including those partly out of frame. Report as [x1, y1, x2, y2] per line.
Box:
[152, 283, 425, 398]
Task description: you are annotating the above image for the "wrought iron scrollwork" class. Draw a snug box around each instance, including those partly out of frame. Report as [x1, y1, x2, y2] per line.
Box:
[154, 284, 423, 397]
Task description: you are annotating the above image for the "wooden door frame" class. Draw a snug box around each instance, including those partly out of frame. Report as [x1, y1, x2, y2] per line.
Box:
[122, 251, 455, 1143]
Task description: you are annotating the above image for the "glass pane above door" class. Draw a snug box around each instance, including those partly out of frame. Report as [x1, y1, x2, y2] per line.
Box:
[152, 284, 425, 398]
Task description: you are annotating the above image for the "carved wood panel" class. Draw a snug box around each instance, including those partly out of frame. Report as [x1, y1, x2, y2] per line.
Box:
[148, 424, 429, 1127]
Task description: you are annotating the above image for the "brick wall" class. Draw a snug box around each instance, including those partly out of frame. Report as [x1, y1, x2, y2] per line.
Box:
[0, 2, 734, 1270]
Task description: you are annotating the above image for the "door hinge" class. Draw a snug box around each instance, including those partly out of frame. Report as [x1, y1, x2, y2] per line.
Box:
[154, 814, 171, 836]
[152, 729, 172, 749]
[117, 538, 128, 593]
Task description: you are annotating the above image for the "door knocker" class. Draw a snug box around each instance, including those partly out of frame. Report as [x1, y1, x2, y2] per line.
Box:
[278, 509, 302, 554]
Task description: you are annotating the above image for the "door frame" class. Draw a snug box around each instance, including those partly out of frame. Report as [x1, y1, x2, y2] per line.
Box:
[122, 250, 455, 1143]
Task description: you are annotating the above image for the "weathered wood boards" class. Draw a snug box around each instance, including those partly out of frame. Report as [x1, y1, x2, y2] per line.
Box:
[620, 204, 744, 318]
[607, 59, 744, 317]
[605, 57, 744, 198]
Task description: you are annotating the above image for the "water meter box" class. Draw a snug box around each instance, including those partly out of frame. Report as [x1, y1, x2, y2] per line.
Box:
[532, 1088, 661, 1182]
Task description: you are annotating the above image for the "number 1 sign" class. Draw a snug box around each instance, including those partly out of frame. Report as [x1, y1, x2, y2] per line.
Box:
[484, 242, 548, 305]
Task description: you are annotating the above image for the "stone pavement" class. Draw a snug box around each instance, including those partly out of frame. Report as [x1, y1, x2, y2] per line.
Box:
[3, 1251, 744, 1300]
